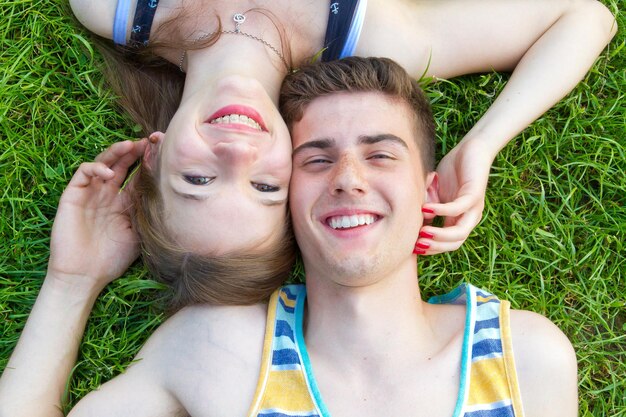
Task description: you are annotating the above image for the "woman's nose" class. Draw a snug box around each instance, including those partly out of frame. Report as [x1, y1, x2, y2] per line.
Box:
[213, 141, 258, 166]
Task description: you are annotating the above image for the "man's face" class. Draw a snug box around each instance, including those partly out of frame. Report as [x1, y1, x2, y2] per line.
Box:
[289, 92, 436, 285]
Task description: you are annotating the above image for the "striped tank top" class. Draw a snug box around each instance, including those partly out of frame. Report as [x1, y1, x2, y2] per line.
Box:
[246, 284, 524, 417]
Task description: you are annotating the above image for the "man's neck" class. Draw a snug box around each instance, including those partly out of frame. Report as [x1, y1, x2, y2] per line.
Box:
[299, 258, 466, 417]
[302, 258, 441, 362]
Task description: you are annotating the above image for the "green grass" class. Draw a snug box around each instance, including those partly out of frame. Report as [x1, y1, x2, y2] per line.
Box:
[1, 0, 625, 415]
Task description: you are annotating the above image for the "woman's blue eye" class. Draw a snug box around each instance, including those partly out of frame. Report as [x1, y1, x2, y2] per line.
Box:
[184, 176, 211, 185]
[253, 183, 280, 192]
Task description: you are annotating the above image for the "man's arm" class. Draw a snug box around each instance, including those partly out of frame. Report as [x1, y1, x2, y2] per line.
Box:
[361, 0, 617, 253]
[510, 310, 578, 417]
[0, 140, 146, 417]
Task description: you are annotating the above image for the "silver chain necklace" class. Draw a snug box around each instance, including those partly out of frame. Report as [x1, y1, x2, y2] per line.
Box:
[178, 13, 289, 72]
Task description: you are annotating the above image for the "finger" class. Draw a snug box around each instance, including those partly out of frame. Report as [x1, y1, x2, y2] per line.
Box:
[94, 141, 136, 165]
[415, 239, 465, 256]
[422, 194, 481, 218]
[444, 206, 483, 230]
[421, 207, 437, 221]
[420, 210, 482, 243]
[108, 143, 148, 187]
[68, 162, 115, 188]
[98, 139, 148, 187]
[414, 209, 483, 256]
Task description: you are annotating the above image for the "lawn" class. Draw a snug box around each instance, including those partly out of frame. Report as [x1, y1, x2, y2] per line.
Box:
[1, 0, 624, 415]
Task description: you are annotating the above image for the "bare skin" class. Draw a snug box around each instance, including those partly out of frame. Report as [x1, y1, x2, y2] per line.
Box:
[69, 0, 617, 253]
[0, 91, 577, 417]
[3, 0, 613, 412]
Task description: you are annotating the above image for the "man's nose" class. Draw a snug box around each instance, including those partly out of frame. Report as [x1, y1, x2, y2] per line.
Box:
[329, 154, 368, 196]
[213, 141, 258, 167]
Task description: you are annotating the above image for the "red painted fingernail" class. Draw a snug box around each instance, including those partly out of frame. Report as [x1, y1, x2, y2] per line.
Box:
[413, 248, 426, 255]
[416, 242, 430, 249]
[419, 231, 434, 239]
[421, 207, 434, 214]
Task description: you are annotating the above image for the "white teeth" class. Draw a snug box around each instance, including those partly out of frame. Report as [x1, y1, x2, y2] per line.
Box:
[341, 217, 350, 228]
[328, 214, 377, 230]
[210, 114, 262, 131]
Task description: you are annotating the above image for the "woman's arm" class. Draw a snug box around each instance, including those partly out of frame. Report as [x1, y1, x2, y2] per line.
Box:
[361, 0, 617, 254]
[0, 140, 146, 417]
[69, 0, 118, 40]
[422, 0, 616, 254]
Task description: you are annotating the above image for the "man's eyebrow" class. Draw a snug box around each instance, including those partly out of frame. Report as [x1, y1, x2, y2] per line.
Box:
[292, 138, 335, 157]
[358, 134, 409, 149]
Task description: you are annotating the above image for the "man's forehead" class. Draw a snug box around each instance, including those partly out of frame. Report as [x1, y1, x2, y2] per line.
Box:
[292, 92, 416, 147]
[304, 91, 395, 114]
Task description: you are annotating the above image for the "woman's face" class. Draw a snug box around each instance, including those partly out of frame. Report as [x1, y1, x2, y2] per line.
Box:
[155, 75, 292, 254]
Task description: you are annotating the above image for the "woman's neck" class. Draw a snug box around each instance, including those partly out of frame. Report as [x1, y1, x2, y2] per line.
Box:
[182, 19, 291, 105]
[183, 37, 287, 104]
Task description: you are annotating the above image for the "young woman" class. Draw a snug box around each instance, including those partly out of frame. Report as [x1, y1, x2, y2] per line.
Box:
[67, 0, 616, 304]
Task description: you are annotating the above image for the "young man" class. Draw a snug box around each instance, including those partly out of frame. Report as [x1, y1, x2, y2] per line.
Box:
[0, 57, 577, 417]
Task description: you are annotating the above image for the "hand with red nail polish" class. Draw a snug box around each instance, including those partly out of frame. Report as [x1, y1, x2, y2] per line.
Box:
[419, 231, 434, 239]
[418, 139, 492, 256]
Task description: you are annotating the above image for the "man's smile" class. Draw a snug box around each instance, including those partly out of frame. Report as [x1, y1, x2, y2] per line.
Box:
[326, 213, 379, 230]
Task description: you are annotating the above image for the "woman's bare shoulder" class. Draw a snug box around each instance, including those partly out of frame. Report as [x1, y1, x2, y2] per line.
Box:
[141, 303, 269, 414]
[69, 0, 121, 39]
[66, 303, 269, 416]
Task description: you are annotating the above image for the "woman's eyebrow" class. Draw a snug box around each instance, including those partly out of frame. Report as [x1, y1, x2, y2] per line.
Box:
[257, 196, 288, 207]
[292, 138, 335, 157]
[172, 188, 210, 201]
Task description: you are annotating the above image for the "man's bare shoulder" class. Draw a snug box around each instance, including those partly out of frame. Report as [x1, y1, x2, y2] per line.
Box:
[144, 302, 268, 366]
[68, 303, 268, 416]
[509, 309, 578, 417]
[128, 302, 268, 415]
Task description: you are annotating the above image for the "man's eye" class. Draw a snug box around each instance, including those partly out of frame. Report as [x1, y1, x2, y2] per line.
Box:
[183, 176, 211, 185]
[369, 153, 394, 160]
[253, 183, 280, 192]
[305, 158, 332, 165]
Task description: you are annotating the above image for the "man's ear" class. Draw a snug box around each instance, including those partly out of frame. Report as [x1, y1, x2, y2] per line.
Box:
[143, 131, 165, 171]
[424, 172, 440, 204]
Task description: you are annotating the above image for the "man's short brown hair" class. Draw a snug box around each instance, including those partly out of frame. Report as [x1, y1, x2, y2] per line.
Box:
[280, 57, 435, 172]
